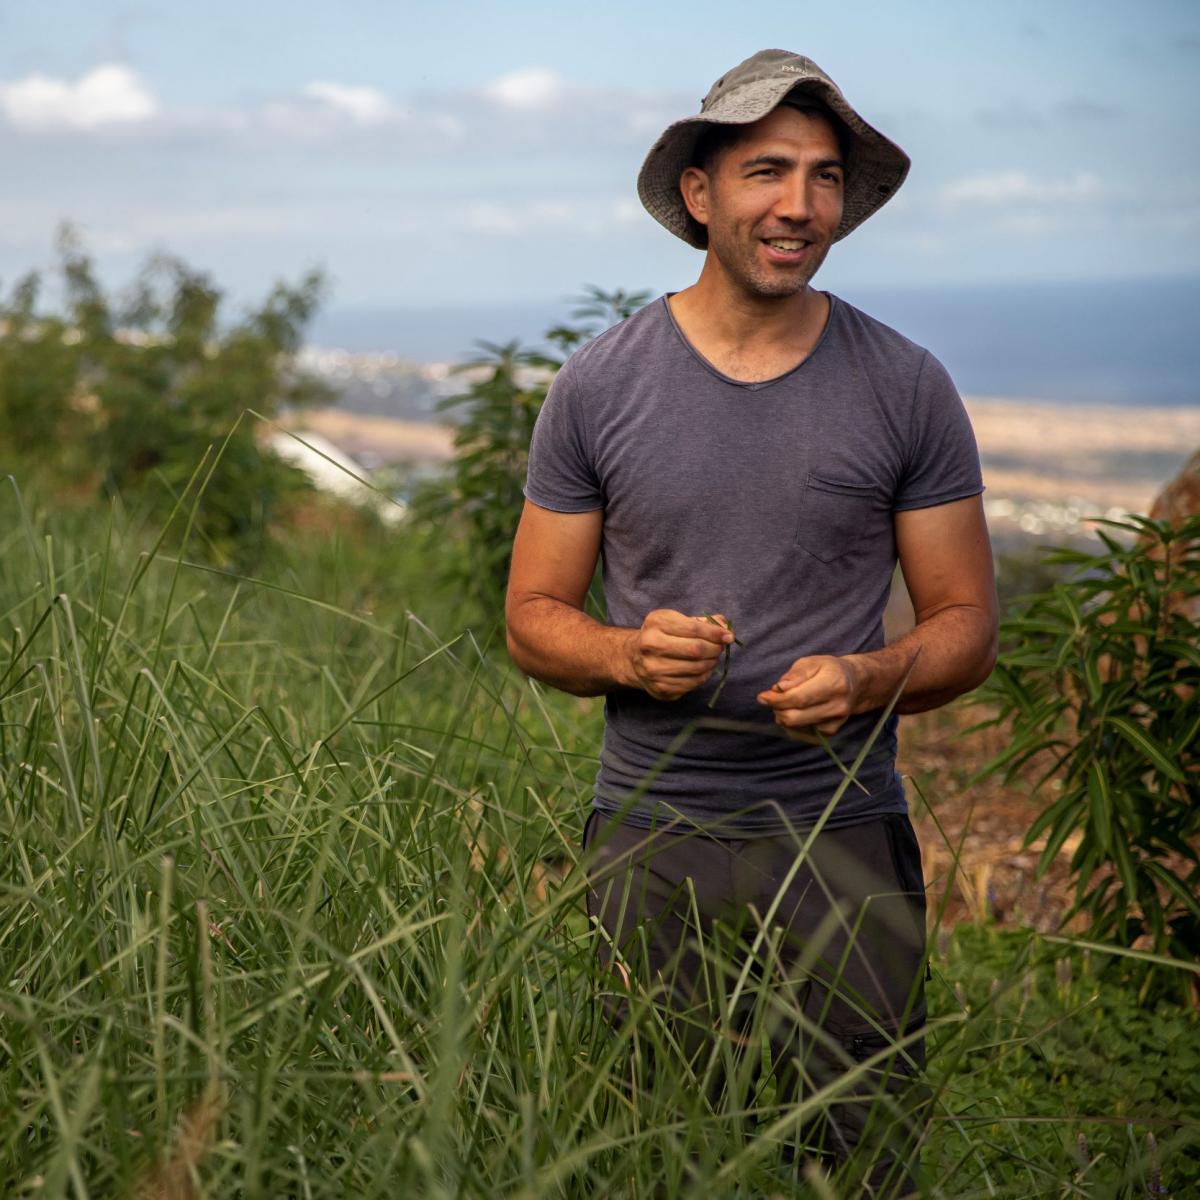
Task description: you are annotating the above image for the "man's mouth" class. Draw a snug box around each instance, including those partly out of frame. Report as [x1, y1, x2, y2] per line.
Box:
[761, 237, 812, 262]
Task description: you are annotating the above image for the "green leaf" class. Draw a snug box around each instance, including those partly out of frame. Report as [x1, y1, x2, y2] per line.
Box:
[1145, 861, 1200, 920]
[1038, 803, 1081, 876]
[1040, 933, 1200, 975]
[1080, 652, 1103, 706]
[1057, 585, 1084, 630]
[1157, 638, 1200, 668]
[1086, 761, 1112, 854]
[1023, 790, 1076, 847]
[1104, 715, 1187, 783]
[1110, 834, 1140, 904]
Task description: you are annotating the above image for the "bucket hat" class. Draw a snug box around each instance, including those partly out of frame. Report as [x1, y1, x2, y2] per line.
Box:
[637, 49, 910, 248]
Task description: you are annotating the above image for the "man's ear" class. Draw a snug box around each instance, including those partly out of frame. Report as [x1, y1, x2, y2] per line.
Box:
[679, 166, 711, 230]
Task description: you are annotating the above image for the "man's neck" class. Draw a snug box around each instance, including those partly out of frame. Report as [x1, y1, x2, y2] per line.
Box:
[668, 266, 831, 381]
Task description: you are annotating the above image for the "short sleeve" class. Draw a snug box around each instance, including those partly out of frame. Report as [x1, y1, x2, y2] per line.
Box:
[523, 358, 604, 512]
[893, 351, 984, 511]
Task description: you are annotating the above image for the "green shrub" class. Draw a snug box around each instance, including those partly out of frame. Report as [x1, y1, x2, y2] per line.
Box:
[413, 286, 649, 617]
[0, 271, 82, 462]
[0, 226, 333, 563]
[979, 514, 1200, 977]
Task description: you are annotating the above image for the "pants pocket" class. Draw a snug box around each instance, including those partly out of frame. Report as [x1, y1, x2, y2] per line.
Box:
[581, 807, 601, 924]
[883, 813, 931, 982]
[582, 806, 600, 852]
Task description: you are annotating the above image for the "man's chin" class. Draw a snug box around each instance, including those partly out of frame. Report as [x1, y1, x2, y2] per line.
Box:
[747, 274, 814, 299]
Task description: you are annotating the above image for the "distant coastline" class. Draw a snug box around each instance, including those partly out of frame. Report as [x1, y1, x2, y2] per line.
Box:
[306, 275, 1200, 409]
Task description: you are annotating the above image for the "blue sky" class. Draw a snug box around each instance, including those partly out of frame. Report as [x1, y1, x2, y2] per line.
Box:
[1, 0, 1198, 315]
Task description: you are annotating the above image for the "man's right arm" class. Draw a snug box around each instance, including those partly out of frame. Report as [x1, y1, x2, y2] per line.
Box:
[505, 499, 732, 699]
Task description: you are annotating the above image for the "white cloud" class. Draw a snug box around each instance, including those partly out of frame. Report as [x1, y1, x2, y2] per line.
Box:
[451, 196, 646, 237]
[0, 64, 157, 131]
[458, 199, 576, 235]
[990, 211, 1069, 235]
[303, 81, 392, 125]
[941, 170, 1103, 207]
[482, 67, 565, 110]
[0, 64, 676, 155]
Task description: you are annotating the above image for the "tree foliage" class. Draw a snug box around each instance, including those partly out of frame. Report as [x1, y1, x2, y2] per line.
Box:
[979, 514, 1200, 977]
[413, 286, 650, 617]
[0, 226, 332, 562]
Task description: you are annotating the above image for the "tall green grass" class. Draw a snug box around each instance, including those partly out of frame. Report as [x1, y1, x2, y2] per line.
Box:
[2, 478, 1197, 1198]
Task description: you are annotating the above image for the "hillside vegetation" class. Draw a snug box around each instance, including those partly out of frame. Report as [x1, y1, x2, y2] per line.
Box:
[1, 240, 1197, 1197]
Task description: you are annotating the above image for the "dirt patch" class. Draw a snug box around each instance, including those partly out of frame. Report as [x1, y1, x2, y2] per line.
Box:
[898, 701, 1081, 933]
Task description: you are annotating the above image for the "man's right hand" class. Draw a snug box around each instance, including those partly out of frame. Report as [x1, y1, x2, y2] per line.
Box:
[507, 502, 736, 700]
[624, 609, 733, 701]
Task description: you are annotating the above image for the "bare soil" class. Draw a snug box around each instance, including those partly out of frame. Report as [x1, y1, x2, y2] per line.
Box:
[898, 701, 1081, 933]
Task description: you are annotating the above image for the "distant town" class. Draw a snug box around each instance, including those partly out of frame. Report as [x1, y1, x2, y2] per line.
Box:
[296, 346, 553, 427]
[295, 347, 449, 423]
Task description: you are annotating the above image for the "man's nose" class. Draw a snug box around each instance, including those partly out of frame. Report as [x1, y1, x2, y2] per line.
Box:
[774, 176, 813, 223]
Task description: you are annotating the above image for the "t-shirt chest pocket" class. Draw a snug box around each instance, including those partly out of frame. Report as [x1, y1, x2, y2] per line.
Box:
[794, 472, 880, 562]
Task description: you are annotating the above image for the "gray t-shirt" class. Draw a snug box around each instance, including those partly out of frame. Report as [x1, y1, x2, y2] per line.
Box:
[524, 292, 983, 834]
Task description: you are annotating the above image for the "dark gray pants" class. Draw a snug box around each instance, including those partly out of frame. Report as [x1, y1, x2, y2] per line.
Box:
[581, 808, 929, 1194]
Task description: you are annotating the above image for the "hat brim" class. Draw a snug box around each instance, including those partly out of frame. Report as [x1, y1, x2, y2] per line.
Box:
[637, 76, 910, 248]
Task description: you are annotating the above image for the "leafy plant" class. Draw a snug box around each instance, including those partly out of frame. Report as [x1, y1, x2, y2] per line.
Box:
[413, 286, 650, 616]
[978, 514, 1200, 975]
[0, 225, 332, 563]
[0, 271, 82, 462]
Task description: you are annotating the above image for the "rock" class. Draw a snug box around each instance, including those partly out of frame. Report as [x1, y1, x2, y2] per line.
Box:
[1148, 446, 1200, 620]
[1150, 447, 1200, 530]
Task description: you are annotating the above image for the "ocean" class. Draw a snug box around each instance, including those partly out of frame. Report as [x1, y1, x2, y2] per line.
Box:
[308, 274, 1200, 409]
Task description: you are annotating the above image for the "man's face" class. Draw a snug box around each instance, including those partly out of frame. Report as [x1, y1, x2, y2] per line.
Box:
[682, 106, 845, 299]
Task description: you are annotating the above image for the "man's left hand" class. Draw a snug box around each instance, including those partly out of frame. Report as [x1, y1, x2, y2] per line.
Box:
[755, 655, 864, 735]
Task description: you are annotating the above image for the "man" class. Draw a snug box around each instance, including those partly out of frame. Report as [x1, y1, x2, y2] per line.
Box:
[505, 48, 997, 1190]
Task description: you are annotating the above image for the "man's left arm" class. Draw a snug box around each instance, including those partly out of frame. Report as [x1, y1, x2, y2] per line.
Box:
[757, 495, 999, 732]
